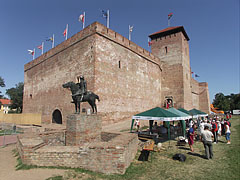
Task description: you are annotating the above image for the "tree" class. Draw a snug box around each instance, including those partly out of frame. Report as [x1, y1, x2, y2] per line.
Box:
[213, 92, 240, 112]
[6, 82, 24, 113]
[0, 76, 5, 99]
[227, 93, 240, 110]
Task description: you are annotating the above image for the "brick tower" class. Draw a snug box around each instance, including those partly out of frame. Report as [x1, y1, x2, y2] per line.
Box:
[149, 26, 193, 109]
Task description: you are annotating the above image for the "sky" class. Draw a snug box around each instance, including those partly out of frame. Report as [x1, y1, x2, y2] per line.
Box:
[0, 0, 239, 103]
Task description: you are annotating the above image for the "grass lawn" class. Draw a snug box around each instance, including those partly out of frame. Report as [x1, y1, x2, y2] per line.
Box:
[27, 116, 240, 180]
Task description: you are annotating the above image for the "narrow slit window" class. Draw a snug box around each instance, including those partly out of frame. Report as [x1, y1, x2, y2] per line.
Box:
[165, 46, 168, 54]
[118, 61, 121, 68]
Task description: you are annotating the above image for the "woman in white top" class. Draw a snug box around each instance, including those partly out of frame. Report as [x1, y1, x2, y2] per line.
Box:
[225, 122, 231, 144]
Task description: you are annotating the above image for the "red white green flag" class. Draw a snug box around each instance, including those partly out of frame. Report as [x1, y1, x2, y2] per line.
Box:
[168, 13, 173, 20]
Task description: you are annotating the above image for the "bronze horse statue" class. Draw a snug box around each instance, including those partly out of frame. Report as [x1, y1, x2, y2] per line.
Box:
[62, 81, 100, 114]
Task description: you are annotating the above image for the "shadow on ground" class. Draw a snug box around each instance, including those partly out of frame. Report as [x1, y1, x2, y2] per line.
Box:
[187, 152, 206, 159]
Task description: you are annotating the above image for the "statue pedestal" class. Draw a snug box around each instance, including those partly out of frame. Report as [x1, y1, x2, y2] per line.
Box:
[66, 114, 102, 146]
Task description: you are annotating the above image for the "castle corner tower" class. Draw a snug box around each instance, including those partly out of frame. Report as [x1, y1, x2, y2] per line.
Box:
[149, 26, 193, 109]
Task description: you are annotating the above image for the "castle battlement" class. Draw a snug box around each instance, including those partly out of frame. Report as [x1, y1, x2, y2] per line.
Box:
[25, 22, 162, 72]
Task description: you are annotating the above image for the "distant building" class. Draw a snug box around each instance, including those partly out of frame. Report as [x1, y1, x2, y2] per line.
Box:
[0, 99, 11, 114]
[23, 22, 210, 125]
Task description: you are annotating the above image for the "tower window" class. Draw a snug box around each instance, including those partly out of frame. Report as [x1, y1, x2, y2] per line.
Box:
[118, 61, 121, 68]
[165, 46, 168, 54]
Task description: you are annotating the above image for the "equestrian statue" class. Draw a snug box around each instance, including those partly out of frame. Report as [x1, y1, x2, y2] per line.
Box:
[62, 76, 100, 114]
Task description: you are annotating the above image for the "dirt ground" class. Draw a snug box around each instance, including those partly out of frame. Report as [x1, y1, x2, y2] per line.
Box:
[0, 144, 66, 180]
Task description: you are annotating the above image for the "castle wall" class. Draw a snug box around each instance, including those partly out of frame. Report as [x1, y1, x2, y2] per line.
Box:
[94, 24, 162, 125]
[23, 22, 162, 125]
[199, 82, 210, 114]
[23, 22, 210, 125]
[161, 63, 184, 108]
[151, 31, 193, 109]
[191, 78, 200, 110]
[181, 34, 193, 110]
[23, 24, 97, 124]
[151, 32, 183, 65]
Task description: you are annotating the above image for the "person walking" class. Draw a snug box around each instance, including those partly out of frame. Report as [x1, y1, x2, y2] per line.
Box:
[201, 126, 214, 160]
[225, 122, 231, 144]
[212, 120, 218, 143]
[217, 120, 222, 138]
[188, 124, 196, 152]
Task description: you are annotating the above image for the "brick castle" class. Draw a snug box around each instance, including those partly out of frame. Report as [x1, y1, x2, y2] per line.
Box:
[23, 22, 210, 125]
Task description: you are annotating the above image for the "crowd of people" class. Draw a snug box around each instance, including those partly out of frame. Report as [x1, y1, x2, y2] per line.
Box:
[134, 114, 232, 160]
[187, 115, 232, 159]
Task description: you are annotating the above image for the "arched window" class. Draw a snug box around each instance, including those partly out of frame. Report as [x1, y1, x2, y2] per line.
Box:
[52, 109, 62, 124]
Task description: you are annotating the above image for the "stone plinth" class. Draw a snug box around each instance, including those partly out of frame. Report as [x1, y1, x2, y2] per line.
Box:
[66, 114, 102, 146]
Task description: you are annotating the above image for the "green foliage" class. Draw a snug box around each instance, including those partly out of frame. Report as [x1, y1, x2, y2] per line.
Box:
[213, 92, 240, 112]
[0, 76, 5, 87]
[0, 76, 5, 99]
[6, 82, 24, 113]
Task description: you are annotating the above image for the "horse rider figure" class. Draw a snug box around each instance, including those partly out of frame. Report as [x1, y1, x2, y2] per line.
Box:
[72, 75, 87, 102]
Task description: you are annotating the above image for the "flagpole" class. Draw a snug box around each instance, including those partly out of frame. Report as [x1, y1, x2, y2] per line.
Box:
[33, 48, 35, 60]
[83, 12, 85, 29]
[129, 25, 130, 40]
[52, 34, 55, 48]
[42, 42, 44, 55]
[66, 24, 68, 40]
[107, 10, 109, 28]
[168, 18, 170, 27]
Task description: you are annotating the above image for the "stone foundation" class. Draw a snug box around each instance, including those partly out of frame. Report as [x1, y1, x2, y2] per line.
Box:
[17, 114, 138, 174]
[66, 114, 102, 146]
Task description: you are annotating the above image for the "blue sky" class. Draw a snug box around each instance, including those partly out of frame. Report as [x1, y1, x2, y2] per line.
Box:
[0, 0, 239, 102]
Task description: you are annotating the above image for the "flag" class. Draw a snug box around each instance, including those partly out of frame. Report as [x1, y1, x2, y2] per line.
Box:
[63, 24, 68, 40]
[46, 37, 53, 42]
[102, 10, 108, 18]
[129, 25, 133, 40]
[129, 25, 133, 32]
[168, 13, 173, 20]
[37, 44, 43, 50]
[79, 12, 85, 29]
[79, 14, 84, 23]
[63, 28, 67, 37]
[101, 10, 109, 28]
[28, 49, 34, 55]
[195, 74, 200, 78]
[191, 72, 194, 74]
[46, 34, 54, 48]
[148, 38, 153, 46]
